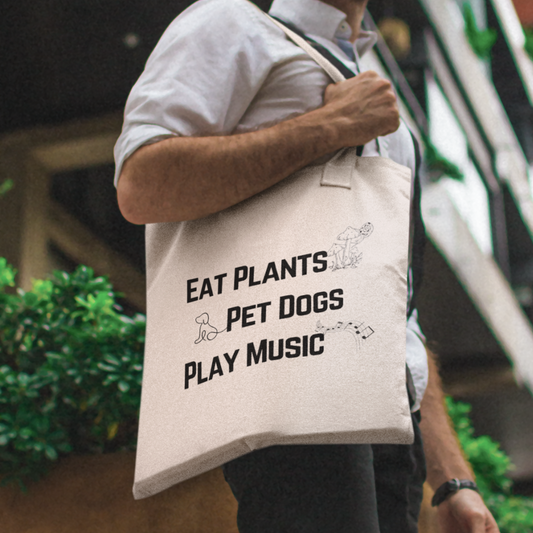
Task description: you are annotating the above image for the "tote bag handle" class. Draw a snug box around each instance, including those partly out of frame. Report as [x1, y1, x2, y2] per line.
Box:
[266, 15, 368, 158]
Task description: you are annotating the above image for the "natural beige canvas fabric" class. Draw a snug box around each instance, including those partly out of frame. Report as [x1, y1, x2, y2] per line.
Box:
[133, 15, 414, 500]
[135, 148, 413, 499]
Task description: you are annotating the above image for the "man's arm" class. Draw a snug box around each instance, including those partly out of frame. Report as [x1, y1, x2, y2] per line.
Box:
[420, 350, 500, 533]
[117, 71, 400, 224]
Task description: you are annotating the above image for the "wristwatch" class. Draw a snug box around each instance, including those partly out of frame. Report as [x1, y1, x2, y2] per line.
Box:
[431, 478, 480, 507]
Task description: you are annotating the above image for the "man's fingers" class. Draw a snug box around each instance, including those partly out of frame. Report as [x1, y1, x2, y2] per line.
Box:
[486, 513, 501, 533]
[322, 70, 401, 146]
[437, 490, 501, 533]
[467, 510, 490, 533]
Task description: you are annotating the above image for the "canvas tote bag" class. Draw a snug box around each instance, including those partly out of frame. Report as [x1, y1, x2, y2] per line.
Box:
[133, 14, 414, 499]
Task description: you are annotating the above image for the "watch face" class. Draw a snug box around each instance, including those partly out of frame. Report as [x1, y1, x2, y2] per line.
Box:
[432, 478, 460, 507]
[447, 479, 460, 492]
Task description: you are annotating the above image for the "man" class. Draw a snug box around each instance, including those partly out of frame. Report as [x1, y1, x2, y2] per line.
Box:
[114, 0, 500, 531]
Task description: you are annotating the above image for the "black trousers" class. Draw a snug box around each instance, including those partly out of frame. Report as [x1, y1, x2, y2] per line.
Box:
[222, 411, 426, 533]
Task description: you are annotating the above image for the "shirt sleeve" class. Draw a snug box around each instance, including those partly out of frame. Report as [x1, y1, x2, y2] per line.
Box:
[406, 308, 428, 412]
[113, 0, 281, 187]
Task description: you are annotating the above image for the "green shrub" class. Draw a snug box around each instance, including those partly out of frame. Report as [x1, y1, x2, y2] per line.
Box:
[446, 397, 533, 533]
[0, 259, 145, 489]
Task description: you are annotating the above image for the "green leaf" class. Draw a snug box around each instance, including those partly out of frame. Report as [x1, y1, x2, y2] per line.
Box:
[44, 445, 58, 461]
[31, 279, 53, 299]
[97, 363, 117, 373]
[118, 381, 130, 393]
[17, 373, 30, 386]
[103, 355, 120, 366]
[0, 258, 17, 289]
[107, 422, 119, 440]
[424, 141, 465, 181]
[463, 2, 497, 59]
[525, 28, 533, 61]
[0, 179, 14, 197]
[19, 428, 35, 440]
[23, 291, 38, 306]
[95, 291, 110, 310]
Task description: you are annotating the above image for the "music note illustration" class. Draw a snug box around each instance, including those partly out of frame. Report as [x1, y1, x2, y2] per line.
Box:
[315, 319, 375, 347]
[360, 326, 374, 339]
[316, 321, 326, 334]
[348, 321, 364, 335]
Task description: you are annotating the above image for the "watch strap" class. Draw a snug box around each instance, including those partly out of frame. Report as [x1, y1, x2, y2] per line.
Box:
[431, 478, 480, 507]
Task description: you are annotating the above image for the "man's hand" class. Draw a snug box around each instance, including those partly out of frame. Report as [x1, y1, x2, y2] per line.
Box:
[323, 71, 400, 147]
[436, 490, 500, 533]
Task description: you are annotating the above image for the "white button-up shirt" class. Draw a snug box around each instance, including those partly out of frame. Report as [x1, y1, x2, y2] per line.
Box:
[114, 0, 428, 410]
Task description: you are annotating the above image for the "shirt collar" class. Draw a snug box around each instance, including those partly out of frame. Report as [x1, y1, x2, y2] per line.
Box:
[269, 0, 378, 58]
[353, 30, 378, 57]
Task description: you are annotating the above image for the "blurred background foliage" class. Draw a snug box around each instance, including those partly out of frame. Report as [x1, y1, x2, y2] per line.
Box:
[525, 28, 533, 60]
[462, 1, 498, 59]
[446, 398, 533, 532]
[0, 259, 145, 490]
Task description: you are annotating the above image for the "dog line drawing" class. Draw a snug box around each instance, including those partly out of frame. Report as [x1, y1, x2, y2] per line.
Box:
[194, 313, 226, 344]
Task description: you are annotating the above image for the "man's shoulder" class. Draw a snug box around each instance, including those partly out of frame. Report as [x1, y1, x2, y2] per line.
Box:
[164, 0, 273, 38]
[144, 0, 285, 69]
[179, 0, 256, 19]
